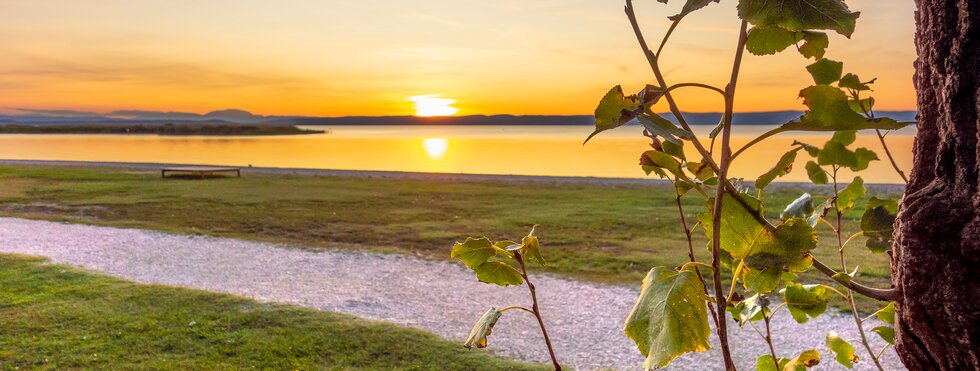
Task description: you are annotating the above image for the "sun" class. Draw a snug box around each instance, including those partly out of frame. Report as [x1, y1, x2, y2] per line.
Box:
[408, 95, 459, 117]
[423, 138, 448, 159]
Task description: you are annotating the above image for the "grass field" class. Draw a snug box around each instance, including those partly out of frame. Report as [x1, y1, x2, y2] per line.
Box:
[0, 164, 898, 311]
[0, 254, 545, 370]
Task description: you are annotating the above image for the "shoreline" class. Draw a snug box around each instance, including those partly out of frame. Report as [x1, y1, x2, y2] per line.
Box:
[0, 159, 906, 191]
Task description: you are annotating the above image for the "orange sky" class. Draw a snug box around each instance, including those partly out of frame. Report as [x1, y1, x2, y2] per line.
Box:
[0, 0, 917, 117]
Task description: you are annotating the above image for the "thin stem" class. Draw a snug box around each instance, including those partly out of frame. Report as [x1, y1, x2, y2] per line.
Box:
[656, 19, 681, 56]
[809, 257, 900, 301]
[707, 18, 749, 371]
[516, 253, 562, 371]
[625, 1, 777, 233]
[876, 344, 891, 359]
[842, 231, 864, 249]
[681, 261, 716, 272]
[725, 259, 745, 303]
[821, 285, 850, 301]
[675, 192, 721, 327]
[831, 171, 886, 371]
[875, 129, 909, 183]
[763, 312, 780, 371]
[667, 82, 727, 97]
[498, 306, 536, 315]
[730, 127, 788, 161]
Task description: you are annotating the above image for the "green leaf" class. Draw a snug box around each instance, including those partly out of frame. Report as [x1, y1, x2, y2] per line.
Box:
[474, 262, 524, 286]
[871, 326, 895, 345]
[642, 150, 683, 176]
[826, 331, 859, 368]
[783, 85, 909, 132]
[839, 73, 875, 91]
[848, 97, 875, 114]
[662, 140, 687, 161]
[852, 148, 878, 171]
[805, 161, 828, 184]
[781, 193, 814, 219]
[832, 130, 857, 145]
[817, 140, 858, 168]
[861, 197, 897, 253]
[746, 25, 798, 56]
[729, 294, 767, 326]
[806, 59, 844, 85]
[784, 350, 821, 370]
[637, 113, 692, 146]
[737, 0, 860, 37]
[663, 0, 720, 21]
[587, 85, 642, 143]
[624, 266, 712, 370]
[699, 195, 816, 293]
[798, 31, 829, 59]
[756, 149, 798, 189]
[873, 302, 896, 325]
[832, 272, 852, 285]
[451, 237, 497, 270]
[795, 140, 821, 157]
[756, 355, 790, 371]
[836, 177, 865, 211]
[464, 308, 501, 348]
[782, 283, 829, 323]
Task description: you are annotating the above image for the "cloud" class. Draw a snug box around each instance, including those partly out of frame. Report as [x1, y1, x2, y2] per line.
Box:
[0, 53, 327, 93]
[12, 108, 106, 118]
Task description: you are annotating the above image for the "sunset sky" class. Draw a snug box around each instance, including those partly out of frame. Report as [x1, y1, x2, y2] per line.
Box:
[0, 0, 916, 117]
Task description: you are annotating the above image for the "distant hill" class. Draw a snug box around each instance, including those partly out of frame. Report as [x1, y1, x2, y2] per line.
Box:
[0, 108, 917, 126]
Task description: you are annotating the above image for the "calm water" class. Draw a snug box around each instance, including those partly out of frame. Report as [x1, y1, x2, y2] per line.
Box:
[0, 125, 914, 184]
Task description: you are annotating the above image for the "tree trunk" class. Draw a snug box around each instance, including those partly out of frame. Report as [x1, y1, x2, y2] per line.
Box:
[893, 0, 980, 369]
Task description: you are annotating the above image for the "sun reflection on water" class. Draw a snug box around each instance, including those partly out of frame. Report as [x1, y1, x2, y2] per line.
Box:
[423, 138, 448, 159]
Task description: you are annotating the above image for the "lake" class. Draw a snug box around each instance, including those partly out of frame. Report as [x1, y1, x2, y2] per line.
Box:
[0, 125, 914, 184]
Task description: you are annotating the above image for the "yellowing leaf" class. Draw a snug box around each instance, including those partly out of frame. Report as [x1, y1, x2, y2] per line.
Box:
[624, 267, 711, 369]
[451, 237, 497, 270]
[756, 149, 798, 189]
[474, 262, 524, 287]
[587, 85, 642, 143]
[784, 349, 821, 370]
[463, 308, 501, 349]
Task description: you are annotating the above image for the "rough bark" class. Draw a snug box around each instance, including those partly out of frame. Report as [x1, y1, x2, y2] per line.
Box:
[893, 0, 980, 369]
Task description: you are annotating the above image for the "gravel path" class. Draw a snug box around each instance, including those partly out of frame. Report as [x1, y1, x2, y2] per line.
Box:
[0, 218, 901, 370]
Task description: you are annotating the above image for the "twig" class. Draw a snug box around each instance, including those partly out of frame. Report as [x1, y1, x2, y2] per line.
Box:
[831, 170, 886, 371]
[875, 129, 909, 183]
[516, 252, 562, 370]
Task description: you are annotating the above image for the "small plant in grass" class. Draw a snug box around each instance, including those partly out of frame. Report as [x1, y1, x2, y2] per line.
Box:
[451, 225, 562, 370]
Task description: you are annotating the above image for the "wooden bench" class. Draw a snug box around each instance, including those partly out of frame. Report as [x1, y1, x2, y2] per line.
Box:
[161, 166, 241, 179]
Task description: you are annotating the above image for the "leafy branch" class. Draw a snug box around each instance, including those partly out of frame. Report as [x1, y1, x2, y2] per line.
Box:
[451, 226, 562, 370]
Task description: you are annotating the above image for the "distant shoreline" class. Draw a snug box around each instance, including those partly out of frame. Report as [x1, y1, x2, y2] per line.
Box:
[0, 159, 908, 191]
[0, 124, 323, 136]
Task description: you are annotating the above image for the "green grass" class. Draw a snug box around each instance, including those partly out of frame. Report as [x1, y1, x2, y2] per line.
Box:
[0, 164, 897, 311]
[0, 254, 545, 370]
